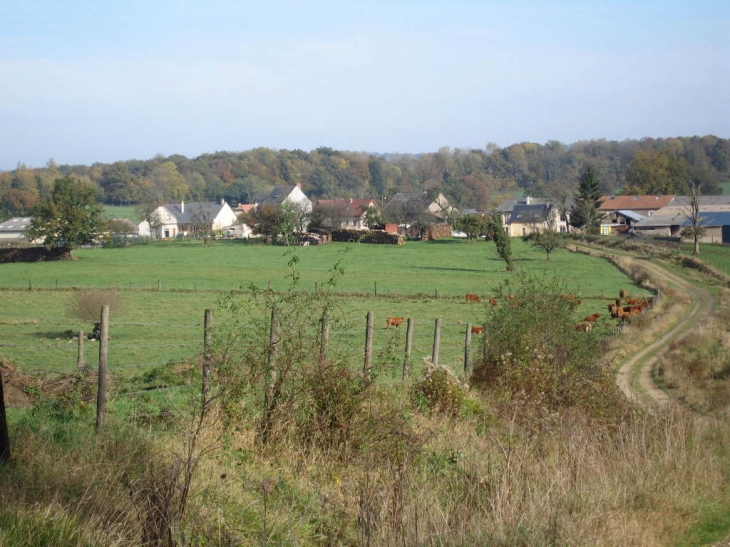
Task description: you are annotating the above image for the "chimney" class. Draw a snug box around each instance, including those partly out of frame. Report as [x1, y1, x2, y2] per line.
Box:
[181, 200, 184, 213]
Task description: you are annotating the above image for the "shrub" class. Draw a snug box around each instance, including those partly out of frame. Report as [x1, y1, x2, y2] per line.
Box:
[470, 272, 621, 415]
[411, 359, 468, 416]
[68, 288, 124, 322]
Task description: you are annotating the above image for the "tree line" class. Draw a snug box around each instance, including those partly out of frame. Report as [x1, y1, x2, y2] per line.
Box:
[2, 135, 728, 221]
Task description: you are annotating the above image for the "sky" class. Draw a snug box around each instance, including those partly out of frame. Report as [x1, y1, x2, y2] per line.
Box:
[1, 0, 728, 170]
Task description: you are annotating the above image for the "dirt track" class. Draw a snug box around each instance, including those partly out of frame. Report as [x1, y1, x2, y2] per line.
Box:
[572, 245, 716, 408]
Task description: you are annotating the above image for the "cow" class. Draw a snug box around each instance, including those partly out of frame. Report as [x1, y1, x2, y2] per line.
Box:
[489, 297, 498, 306]
[619, 289, 628, 299]
[583, 313, 600, 322]
[470, 325, 484, 335]
[574, 322, 592, 332]
[465, 293, 481, 303]
[386, 317, 405, 328]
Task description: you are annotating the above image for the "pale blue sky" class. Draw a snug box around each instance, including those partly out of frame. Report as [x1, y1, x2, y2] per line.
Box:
[1, 0, 728, 169]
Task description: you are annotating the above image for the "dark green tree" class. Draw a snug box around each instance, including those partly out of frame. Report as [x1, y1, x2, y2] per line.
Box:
[570, 166, 604, 234]
[29, 176, 103, 249]
[454, 214, 487, 242]
[492, 215, 513, 271]
[522, 213, 563, 260]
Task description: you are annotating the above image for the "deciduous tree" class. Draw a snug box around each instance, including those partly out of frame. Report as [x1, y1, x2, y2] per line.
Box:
[29, 176, 103, 249]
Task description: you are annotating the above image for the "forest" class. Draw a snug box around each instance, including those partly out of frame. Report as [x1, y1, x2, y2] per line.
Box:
[1, 135, 729, 221]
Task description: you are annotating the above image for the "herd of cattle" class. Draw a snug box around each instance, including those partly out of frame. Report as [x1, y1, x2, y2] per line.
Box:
[384, 289, 654, 336]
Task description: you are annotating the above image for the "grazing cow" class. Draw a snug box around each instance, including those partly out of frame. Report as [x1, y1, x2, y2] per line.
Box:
[470, 325, 484, 335]
[386, 317, 405, 328]
[583, 313, 600, 322]
[619, 289, 628, 299]
[465, 293, 481, 303]
[574, 322, 592, 332]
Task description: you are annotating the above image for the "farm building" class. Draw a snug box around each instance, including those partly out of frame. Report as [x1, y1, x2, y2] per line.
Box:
[680, 212, 730, 244]
[0, 217, 33, 244]
[138, 200, 238, 239]
[633, 195, 730, 238]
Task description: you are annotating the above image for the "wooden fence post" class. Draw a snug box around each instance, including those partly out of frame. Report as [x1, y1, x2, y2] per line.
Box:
[28, 280, 32, 291]
[364, 312, 374, 382]
[464, 323, 472, 377]
[402, 318, 413, 383]
[157, 279, 162, 292]
[77, 331, 85, 370]
[435, 288, 439, 299]
[96, 305, 109, 435]
[202, 309, 212, 401]
[374, 282, 377, 297]
[432, 318, 441, 365]
[0, 368, 10, 464]
[261, 308, 278, 443]
[320, 308, 329, 362]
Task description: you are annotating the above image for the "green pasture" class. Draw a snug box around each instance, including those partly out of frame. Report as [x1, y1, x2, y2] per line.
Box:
[101, 205, 141, 223]
[0, 239, 651, 381]
[678, 242, 730, 276]
[1, 238, 644, 297]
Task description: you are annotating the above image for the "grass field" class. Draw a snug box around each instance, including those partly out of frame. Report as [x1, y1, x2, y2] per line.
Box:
[101, 204, 141, 223]
[0, 239, 652, 381]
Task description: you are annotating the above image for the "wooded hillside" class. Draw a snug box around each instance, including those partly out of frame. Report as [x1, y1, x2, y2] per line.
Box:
[2, 135, 728, 220]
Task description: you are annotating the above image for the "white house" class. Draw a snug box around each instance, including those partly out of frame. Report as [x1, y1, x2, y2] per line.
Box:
[258, 183, 313, 231]
[259, 183, 312, 212]
[138, 200, 238, 239]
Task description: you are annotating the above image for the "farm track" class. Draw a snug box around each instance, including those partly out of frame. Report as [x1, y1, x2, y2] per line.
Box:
[572, 245, 716, 408]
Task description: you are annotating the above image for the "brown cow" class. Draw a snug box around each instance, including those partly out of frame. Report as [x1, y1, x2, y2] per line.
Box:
[386, 317, 405, 328]
[489, 297, 498, 306]
[574, 322, 592, 332]
[619, 289, 628, 299]
[465, 293, 481, 303]
[583, 313, 600, 322]
[470, 325, 484, 335]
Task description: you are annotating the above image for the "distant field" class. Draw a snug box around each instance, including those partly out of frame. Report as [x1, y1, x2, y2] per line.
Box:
[0, 238, 642, 296]
[0, 239, 651, 380]
[678, 241, 730, 276]
[101, 205, 141, 223]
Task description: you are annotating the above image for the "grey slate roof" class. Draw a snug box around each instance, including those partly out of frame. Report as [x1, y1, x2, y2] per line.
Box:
[383, 192, 434, 213]
[164, 202, 226, 223]
[497, 196, 575, 213]
[508, 203, 552, 224]
[259, 186, 298, 207]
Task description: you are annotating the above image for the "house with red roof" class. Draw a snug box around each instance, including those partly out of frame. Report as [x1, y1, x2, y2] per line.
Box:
[598, 195, 675, 235]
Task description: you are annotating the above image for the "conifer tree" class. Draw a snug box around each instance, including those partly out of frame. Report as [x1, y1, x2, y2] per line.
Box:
[570, 166, 604, 234]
